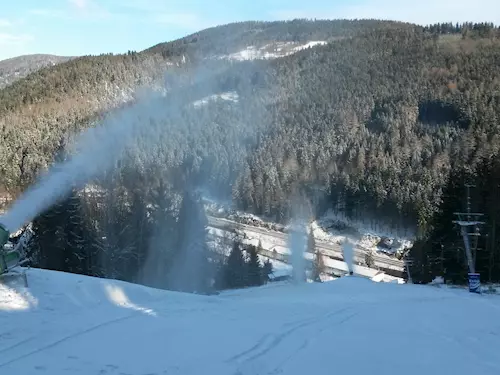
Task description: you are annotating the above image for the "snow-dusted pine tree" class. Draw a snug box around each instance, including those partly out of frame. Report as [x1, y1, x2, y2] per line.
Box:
[247, 244, 263, 286]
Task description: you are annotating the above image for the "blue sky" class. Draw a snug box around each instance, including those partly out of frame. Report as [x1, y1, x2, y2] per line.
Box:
[0, 0, 499, 60]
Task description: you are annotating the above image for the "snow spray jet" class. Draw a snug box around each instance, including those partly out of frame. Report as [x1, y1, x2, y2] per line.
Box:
[138, 63, 240, 293]
[139, 59, 276, 292]
[288, 219, 307, 283]
[287, 191, 312, 283]
[342, 239, 355, 276]
[0, 61, 227, 235]
[0, 88, 176, 234]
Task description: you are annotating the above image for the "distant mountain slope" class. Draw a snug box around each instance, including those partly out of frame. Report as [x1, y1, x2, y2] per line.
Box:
[0, 54, 75, 89]
[0, 19, 499, 238]
[144, 19, 416, 60]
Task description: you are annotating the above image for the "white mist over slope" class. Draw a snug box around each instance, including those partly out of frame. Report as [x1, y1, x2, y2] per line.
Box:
[288, 221, 307, 283]
[342, 240, 355, 274]
[1, 268, 500, 375]
[0, 60, 230, 234]
[0, 89, 173, 233]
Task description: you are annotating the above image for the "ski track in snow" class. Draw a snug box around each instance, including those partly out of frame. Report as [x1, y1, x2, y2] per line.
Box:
[0, 312, 137, 368]
[228, 306, 359, 374]
[1, 269, 500, 375]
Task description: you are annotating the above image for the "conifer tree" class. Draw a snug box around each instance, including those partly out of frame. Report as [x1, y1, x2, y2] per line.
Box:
[29, 139, 99, 275]
[30, 198, 69, 272]
[224, 239, 247, 289]
[30, 188, 99, 276]
[262, 258, 273, 283]
[247, 244, 263, 286]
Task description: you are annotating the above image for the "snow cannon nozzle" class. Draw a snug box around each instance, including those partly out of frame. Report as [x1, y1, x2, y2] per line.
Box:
[0, 223, 10, 247]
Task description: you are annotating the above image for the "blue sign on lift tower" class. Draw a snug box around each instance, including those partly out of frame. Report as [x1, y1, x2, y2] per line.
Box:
[452, 184, 484, 294]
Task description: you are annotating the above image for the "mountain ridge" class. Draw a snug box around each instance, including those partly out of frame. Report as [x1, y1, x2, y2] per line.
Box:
[0, 54, 75, 89]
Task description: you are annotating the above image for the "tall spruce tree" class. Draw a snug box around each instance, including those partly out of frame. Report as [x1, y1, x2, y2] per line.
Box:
[262, 258, 273, 283]
[29, 138, 99, 275]
[62, 190, 92, 275]
[224, 239, 247, 289]
[247, 244, 263, 286]
[30, 197, 69, 272]
[30, 188, 99, 275]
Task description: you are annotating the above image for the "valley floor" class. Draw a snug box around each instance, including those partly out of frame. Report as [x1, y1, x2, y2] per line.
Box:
[1, 269, 500, 375]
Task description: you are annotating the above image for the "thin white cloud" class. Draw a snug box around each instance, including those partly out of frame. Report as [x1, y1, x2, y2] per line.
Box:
[0, 19, 11, 27]
[29, 9, 66, 18]
[154, 13, 203, 29]
[31, 1, 112, 22]
[0, 33, 34, 46]
[116, 1, 219, 29]
[118, 0, 169, 12]
[31, 1, 211, 30]
[69, 0, 89, 10]
[271, 0, 500, 25]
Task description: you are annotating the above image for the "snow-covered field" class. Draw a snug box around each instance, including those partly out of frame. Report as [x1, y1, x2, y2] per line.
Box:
[192, 91, 239, 107]
[1, 268, 500, 375]
[204, 196, 414, 259]
[206, 205, 407, 282]
[218, 41, 328, 61]
[207, 227, 293, 280]
[312, 211, 414, 256]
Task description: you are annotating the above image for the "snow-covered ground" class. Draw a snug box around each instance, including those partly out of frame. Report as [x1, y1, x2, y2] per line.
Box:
[218, 41, 328, 61]
[1, 268, 500, 375]
[192, 91, 239, 107]
[311, 212, 414, 257]
[207, 227, 292, 281]
[206, 202, 407, 282]
[204, 196, 414, 259]
[257, 255, 292, 279]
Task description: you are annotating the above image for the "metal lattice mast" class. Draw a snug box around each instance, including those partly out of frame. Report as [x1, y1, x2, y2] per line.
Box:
[452, 184, 484, 274]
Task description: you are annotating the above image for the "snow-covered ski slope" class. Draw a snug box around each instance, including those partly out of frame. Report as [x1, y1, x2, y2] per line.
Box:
[1, 269, 500, 375]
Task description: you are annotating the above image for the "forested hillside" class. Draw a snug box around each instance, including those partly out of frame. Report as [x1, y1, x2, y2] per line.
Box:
[2, 19, 500, 287]
[0, 54, 74, 89]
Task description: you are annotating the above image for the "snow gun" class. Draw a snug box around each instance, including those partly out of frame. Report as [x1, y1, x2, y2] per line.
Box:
[0, 223, 11, 274]
[0, 221, 29, 285]
[0, 223, 9, 248]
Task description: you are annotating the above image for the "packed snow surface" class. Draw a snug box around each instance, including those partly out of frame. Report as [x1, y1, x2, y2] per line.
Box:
[2, 268, 500, 374]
